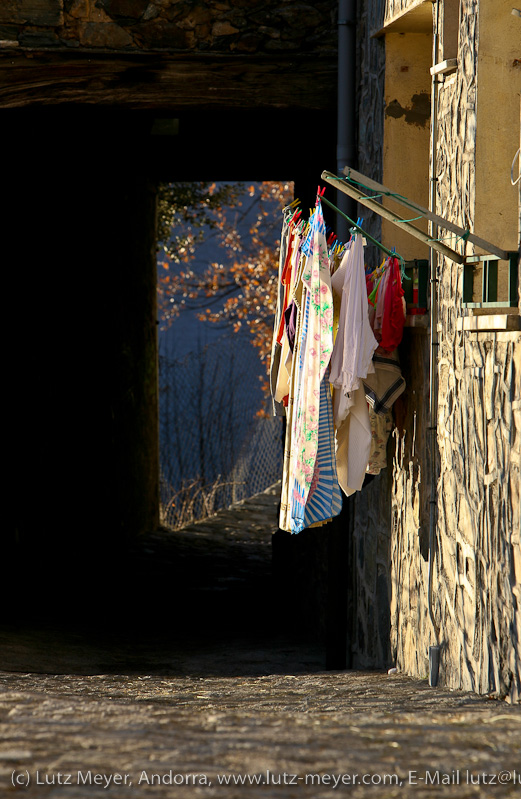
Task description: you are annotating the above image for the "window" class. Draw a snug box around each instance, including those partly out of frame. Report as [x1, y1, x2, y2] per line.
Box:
[431, 0, 460, 76]
[441, 0, 460, 62]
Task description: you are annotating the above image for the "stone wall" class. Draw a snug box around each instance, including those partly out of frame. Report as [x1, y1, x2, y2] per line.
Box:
[388, 0, 479, 686]
[434, 329, 521, 700]
[388, 0, 521, 702]
[0, 1, 339, 111]
[389, 325, 432, 678]
[350, 469, 393, 669]
[0, 0, 338, 53]
[356, 0, 385, 266]
[345, 0, 389, 670]
[355, 0, 520, 703]
[431, 0, 520, 701]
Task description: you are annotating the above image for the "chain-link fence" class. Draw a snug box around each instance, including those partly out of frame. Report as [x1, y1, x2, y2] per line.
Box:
[159, 332, 283, 529]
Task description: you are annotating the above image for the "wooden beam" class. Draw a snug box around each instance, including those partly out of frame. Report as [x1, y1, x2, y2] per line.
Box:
[0, 50, 337, 111]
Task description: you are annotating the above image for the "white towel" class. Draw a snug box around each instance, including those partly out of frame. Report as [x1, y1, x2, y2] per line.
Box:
[329, 234, 377, 427]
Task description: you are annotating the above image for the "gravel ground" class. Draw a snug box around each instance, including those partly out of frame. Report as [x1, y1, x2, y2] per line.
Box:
[1, 487, 519, 798]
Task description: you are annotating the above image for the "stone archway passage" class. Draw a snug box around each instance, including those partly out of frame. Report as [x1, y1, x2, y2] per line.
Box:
[3, 98, 337, 614]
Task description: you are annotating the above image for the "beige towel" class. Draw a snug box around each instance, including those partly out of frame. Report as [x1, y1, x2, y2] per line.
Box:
[335, 385, 372, 497]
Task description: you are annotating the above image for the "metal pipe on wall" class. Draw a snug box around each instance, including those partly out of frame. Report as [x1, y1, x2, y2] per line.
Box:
[428, 0, 442, 687]
[336, 0, 357, 241]
[328, 0, 358, 672]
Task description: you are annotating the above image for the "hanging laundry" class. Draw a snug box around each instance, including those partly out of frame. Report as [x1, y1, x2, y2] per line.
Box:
[288, 203, 338, 533]
[364, 256, 407, 474]
[366, 406, 394, 475]
[335, 383, 373, 496]
[368, 255, 406, 351]
[283, 300, 298, 353]
[270, 213, 291, 417]
[274, 222, 304, 407]
[380, 256, 406, 351]
[364, 349, 406, 416]
[370, 262, 390, 342]
[271, 188, 408, 532]
[328, 233, 378, 497]
[277, 201, 342, 534]
[301, 365, 342, 528]
[329, 234, 378, 425]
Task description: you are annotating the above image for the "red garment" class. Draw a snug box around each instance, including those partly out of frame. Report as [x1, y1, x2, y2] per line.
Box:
[380, 257, 405, 351]
[276, 228, 295, 345]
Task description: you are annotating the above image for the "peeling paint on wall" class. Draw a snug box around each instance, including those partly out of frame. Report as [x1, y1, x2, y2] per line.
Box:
[385, 91, 431, 126]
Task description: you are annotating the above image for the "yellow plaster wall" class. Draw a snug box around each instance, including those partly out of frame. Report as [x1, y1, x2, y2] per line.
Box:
[382, 32, 432, 260]
[474, 0, 520, 254]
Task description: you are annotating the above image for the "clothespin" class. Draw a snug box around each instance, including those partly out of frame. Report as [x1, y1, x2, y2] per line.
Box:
[289, 208, 302, 226]
[283, 197, 301, 212]
[369, 257, 385, 278]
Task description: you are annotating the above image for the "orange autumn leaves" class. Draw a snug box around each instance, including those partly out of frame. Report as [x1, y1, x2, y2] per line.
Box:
[157, 181, 294, 377]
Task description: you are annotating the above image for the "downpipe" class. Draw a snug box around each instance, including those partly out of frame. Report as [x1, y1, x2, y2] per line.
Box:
[428, 0, 441, 687]
[336, 0, 357, 240]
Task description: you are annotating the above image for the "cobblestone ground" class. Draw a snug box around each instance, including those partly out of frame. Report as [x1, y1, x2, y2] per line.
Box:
[1, 487, 520, 798]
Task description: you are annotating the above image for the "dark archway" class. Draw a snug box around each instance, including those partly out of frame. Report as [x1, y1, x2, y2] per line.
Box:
[3, 98, 338, 622]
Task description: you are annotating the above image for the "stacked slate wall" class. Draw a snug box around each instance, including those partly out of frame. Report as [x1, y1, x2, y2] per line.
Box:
[387, 0, 521, 701]
[431, 0, 520, 701]
[355, 0, 520, 703]
[0, 1, 338, 53]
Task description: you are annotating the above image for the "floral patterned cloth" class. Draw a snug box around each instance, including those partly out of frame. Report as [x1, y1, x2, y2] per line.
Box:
[288, 202, 337, 534]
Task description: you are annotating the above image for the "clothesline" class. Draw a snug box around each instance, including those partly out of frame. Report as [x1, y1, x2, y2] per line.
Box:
[340, 165, 509, 261]
[282, 191, 410, 285]
[285, 189, 410, 282]
[319, 193, 407, 272]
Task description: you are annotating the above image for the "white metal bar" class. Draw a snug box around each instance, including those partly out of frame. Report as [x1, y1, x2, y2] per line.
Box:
[322, 170, 465, 264]
[341, 165, 510, 260]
